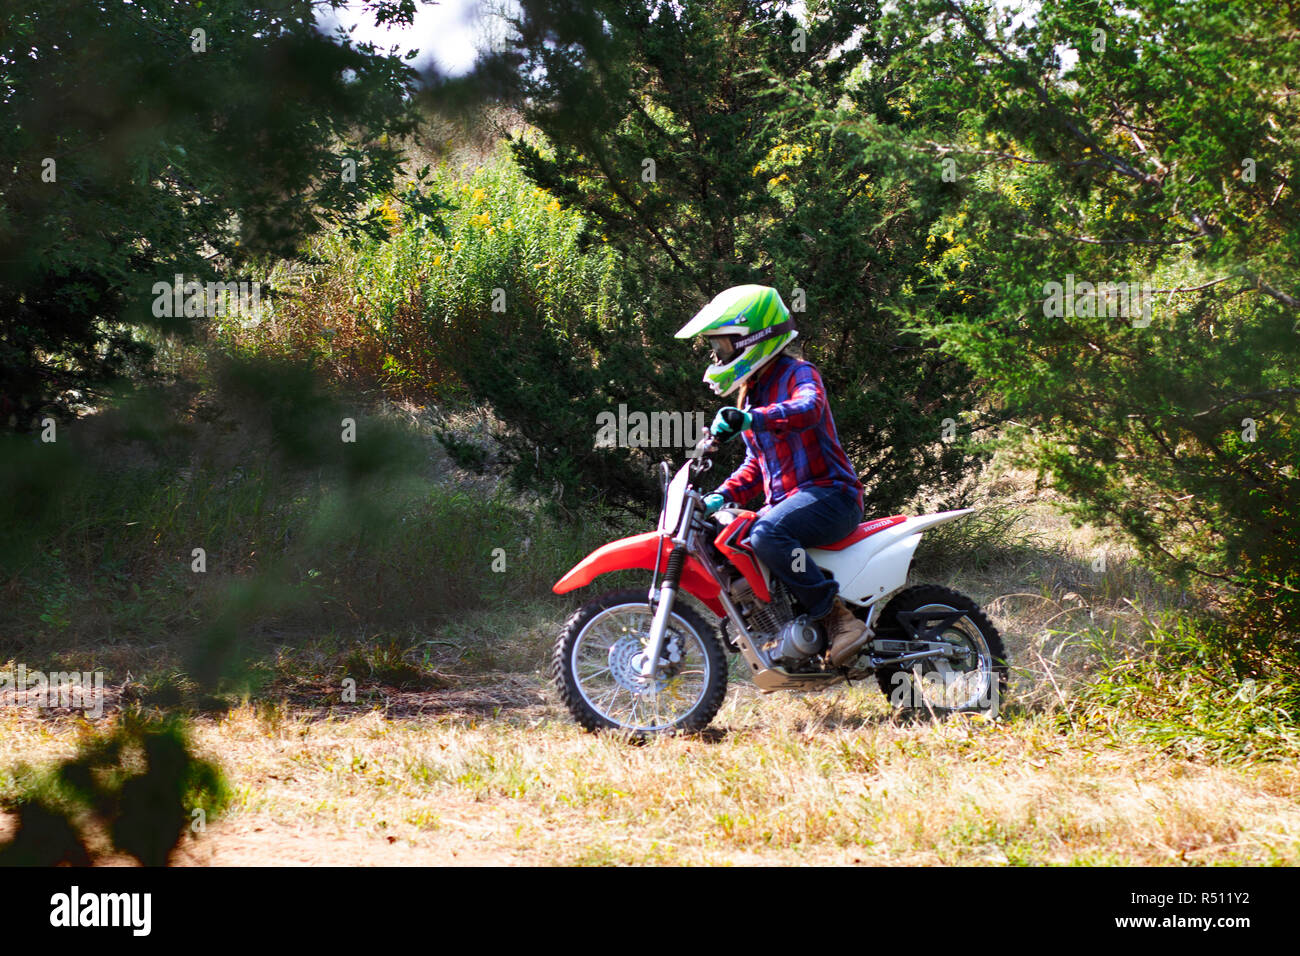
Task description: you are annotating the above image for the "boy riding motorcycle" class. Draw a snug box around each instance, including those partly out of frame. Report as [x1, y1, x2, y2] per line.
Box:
[675, 284, 870, 666]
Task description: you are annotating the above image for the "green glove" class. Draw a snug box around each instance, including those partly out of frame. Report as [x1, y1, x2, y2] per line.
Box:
[710, 407, 752, 441]
[702, 493, 726, 516]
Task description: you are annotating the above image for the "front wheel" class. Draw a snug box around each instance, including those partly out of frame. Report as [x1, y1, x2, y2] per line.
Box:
[551, 588, 729, 735]
[872, 585, 1007, 715]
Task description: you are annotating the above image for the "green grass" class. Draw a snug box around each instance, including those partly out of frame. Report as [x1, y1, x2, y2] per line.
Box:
[1070, 611, 1300, 763]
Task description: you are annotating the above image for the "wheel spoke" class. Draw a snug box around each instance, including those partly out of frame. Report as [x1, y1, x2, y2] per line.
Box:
[595, 684, 621, 713]
[610, 688, 634, 723]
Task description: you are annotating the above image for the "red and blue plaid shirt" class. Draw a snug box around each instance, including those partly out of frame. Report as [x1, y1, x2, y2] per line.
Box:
[713, 354, 864, 513]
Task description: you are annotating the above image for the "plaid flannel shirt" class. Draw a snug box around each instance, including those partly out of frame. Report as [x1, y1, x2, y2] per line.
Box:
[713, 354, 864, 513]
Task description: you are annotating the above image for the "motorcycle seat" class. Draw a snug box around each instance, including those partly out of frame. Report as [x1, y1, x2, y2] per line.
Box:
[815, 514, 908, 551]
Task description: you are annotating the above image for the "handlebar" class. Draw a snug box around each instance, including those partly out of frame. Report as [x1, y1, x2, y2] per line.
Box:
[690, 431, 720, 474]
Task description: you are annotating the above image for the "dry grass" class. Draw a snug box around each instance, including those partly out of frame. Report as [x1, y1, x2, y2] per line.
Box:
[3, 682, 1297, 866]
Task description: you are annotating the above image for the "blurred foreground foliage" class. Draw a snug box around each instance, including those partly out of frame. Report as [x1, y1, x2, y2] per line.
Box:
[0, 348, 609, 699]
[0, 0, 431, 431]
[0, 715, 228, 866]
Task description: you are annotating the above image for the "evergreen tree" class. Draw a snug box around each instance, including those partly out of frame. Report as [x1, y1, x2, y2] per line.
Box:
[876, 0, 1300, 633]
[460, 0, 987, 514]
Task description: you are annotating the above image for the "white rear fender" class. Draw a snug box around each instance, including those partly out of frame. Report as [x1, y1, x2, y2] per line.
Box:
[880, 508, 976, 544]
[807, 509, 974, 607]
[839, 534, 922, 605]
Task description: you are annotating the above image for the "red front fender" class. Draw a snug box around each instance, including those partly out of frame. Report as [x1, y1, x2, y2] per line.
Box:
[553, 531, 725, 618]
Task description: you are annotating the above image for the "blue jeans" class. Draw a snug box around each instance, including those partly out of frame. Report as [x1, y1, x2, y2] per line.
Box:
[747, 486, 863, 620]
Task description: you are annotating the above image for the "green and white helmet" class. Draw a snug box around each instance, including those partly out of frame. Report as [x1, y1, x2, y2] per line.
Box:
[674, 285, 797, 397]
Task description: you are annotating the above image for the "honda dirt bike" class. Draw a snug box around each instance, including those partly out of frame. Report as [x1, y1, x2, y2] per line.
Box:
[550, 432, 1008, 735]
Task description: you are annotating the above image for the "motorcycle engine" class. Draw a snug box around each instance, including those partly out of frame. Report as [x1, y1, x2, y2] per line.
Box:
[769, 615, 826, 665]
[733, 579, 827, 668]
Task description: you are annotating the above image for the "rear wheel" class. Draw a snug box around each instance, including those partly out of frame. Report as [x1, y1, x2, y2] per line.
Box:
[871, 585, 1007, 715]
[551, 589, 729, 735]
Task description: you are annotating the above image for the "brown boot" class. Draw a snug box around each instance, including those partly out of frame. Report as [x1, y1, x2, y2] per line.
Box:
[822, 597, 868, 667]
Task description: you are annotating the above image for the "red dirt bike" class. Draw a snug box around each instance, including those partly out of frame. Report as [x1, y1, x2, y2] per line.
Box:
[550, 432, 1007, 735]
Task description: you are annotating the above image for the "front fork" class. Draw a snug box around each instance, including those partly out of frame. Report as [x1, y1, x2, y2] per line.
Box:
[639, 495, 696, 679]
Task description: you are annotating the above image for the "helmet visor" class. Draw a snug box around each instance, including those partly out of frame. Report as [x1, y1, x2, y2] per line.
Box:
[707, 334, 742, 365]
